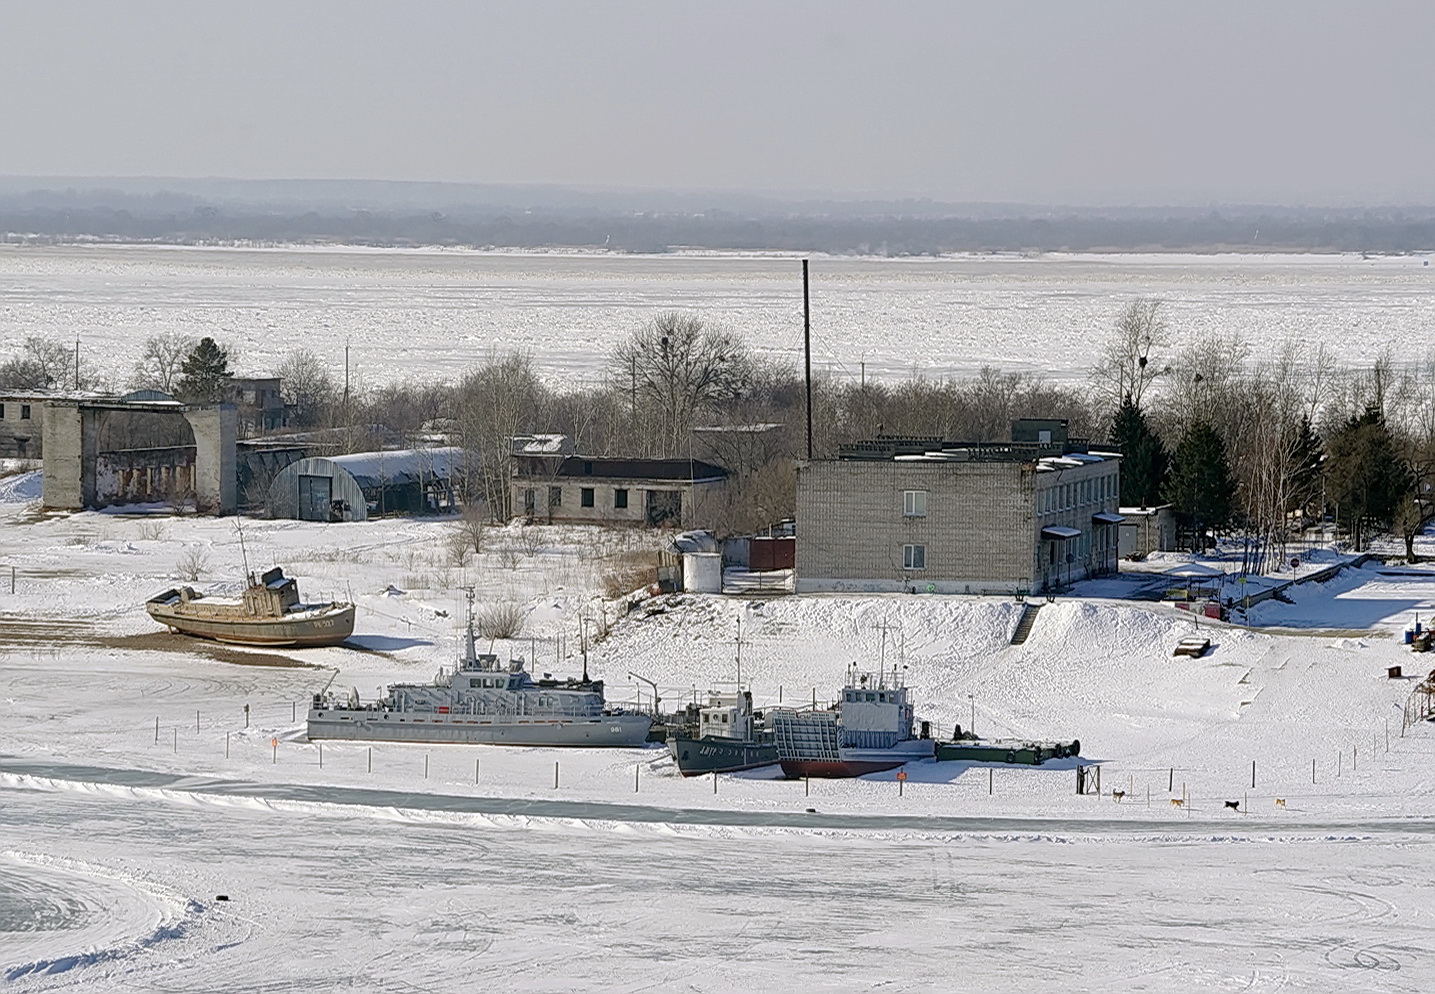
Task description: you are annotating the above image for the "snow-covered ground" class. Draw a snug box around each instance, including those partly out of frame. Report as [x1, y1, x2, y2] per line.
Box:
[3, 245, 1435, 388]
[6, 477, 1435, 989]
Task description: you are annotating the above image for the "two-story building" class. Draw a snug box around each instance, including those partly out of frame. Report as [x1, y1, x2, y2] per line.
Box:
[795, 420, 1122, 595]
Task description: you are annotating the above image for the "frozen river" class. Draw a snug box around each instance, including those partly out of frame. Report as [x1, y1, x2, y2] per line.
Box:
[5, 769, 1434, 992]
[2, 245, 1432, 388]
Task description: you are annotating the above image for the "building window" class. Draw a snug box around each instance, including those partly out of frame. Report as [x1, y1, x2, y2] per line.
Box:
[614, 488, 629, 509]
[548, 486, 562, 508]
[903, 490, 927, 517]
[0, 403, 5, 419]
[903, 544, 926, 570]
[20, 404, 31, 420]
[581, 487, 595, 508]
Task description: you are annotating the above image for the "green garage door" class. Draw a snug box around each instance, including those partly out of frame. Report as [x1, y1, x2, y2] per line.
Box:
[298, 474, 332, 521]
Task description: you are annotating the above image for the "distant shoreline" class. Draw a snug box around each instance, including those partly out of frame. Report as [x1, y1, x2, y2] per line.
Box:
[0, 238, 1430, 265]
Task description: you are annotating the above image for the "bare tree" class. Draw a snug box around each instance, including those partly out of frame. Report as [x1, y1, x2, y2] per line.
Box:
[176, 545, 210, 581]
[454, 502, 489, 554]
[0, 336, 77, 390]
[477, 601, 525, 639]
[454, 353, 546, 521]
[609, 312, 755, 457]
[1092, 299, 1169, 416]
[129, 333, 197, 394]
[275, 349, 337, 428]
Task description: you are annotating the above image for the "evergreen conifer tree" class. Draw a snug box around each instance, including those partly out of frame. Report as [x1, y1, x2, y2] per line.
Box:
[175, 337, 232, 403]
[1164, 419, 1236, 551]
[1325, 403, 1412, 550]
[1110, 396, 1168, 507]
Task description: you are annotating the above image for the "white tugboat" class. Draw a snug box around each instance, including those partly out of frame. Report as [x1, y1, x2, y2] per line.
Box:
[306, 596, 652, 747]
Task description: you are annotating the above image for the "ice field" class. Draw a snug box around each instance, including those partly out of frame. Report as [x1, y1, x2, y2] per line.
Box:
[5, 476, 1435, 990]
[3, 245, 1434, 388]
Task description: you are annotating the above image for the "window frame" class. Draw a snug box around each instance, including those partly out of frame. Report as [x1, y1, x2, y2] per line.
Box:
[613, 487, 629, 509]
[903, 543, 926, 570]
[580, 487, 595, 508]
[902, 489, 928, 517]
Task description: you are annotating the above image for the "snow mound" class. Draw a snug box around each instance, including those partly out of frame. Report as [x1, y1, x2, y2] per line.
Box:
[0, 470, 41, 504]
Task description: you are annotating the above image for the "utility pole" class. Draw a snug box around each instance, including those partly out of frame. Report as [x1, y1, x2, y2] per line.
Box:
[803, 259, 813, 460]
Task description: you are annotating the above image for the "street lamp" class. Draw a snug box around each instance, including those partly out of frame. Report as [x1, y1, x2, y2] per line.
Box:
[968, 693, 975, 738]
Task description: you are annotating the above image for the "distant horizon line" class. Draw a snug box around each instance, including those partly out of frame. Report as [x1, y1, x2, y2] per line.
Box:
[0, 174, 1429, 215]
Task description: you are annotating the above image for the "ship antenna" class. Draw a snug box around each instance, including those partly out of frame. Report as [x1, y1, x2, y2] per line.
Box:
[235, 519, 252, 584]
[735, 616, 742, 692]
[461, 586, 477, 665]
[876, 620, 888, 688]
[580, 615, 589, 682]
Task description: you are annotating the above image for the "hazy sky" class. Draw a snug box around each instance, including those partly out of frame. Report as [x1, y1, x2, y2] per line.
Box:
[2, 1, 1432, 205]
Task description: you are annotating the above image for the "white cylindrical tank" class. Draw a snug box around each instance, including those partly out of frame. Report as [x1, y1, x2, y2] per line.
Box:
[682, 552, 722, 594]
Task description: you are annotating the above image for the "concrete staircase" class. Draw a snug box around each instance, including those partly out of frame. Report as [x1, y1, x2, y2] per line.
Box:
[1010, 603, 1043, 645]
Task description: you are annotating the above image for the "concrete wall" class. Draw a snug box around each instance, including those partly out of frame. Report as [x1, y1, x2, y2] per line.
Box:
[796, 459, 1036, 594]
[1118, 506, 1177, 558]
[42, 400, 236, 515]
[40, 402, 92, 509]
[94, 447, 196, 506]
[185, 405, 236, 515]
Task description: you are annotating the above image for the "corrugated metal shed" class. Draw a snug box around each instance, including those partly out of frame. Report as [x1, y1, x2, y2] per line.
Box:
[325, 448, 462, 488]
[265, 447, 461, 522]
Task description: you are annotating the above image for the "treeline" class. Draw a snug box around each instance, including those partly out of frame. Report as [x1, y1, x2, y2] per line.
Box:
[348, 303, 1435, 562]
[1098, 301, 1435, 562]
[6, 206, 1435, 254]
[7, 301, 1433, 564]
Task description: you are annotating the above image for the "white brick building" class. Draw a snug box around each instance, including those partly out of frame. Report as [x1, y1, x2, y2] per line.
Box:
[796, 425, 1121, 595]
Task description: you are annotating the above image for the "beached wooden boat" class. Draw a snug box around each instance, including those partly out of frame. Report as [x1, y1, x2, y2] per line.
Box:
[146, 567, 355, 647]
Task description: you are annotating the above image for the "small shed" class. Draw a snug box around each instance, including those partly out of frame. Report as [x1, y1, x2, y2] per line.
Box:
[265, 446, 461, 522]
[1119, 505, 1177, 558]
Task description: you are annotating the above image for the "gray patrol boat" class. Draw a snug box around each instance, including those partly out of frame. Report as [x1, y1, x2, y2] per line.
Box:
[306, 606, 652, 747]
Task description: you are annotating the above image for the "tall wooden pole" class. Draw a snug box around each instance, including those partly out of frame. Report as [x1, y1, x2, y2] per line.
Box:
[803, 259, 813, 459]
